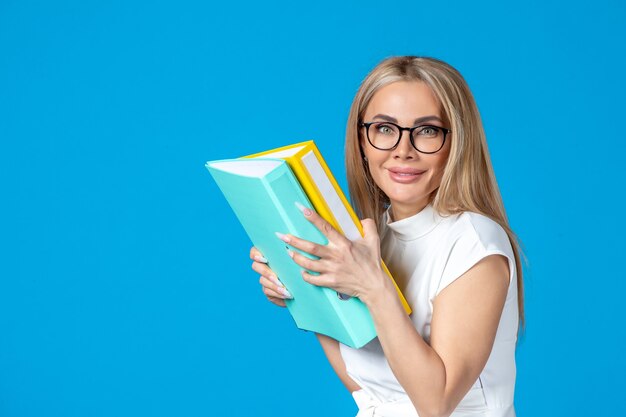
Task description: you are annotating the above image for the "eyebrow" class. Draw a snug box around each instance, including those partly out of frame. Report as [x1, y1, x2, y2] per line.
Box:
[371, 114, 444, 125]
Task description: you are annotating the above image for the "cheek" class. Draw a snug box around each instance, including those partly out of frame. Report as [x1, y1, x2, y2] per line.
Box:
[435, 156, 449, 173]
[433, 148, 451, 173]
[425, 154, 450, 187]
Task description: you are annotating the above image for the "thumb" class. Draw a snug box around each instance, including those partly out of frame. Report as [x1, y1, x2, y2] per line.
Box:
[360, 218, 379, 242]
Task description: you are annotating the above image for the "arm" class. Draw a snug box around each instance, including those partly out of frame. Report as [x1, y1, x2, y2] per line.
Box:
[315, 333, 362, 393]
[363, 254, 509, 417]
[277, 210, 509, 417]
[250, 247, 362, 394]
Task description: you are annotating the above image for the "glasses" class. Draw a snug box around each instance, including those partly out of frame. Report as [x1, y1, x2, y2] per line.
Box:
[359, 121, 450, 154]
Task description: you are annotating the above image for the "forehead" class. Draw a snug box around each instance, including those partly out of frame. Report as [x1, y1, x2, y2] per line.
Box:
[364, 81, 441, 120]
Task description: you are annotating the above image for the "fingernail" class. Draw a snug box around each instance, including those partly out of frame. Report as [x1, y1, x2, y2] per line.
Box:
[275, 232, 291, 243]
[254, 255, 268, 263]
[280, 287, 293, 299]
[287, 249, 294, 258]
[295, 201, 312, 217]
[270, 274, 284, 288]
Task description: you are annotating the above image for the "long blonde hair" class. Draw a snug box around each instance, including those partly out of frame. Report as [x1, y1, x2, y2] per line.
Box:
[345, 56, 525, 328]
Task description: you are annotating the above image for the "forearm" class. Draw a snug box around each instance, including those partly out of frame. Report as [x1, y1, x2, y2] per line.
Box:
[315, 333, 361, 393]
[363, 281, 450, 417]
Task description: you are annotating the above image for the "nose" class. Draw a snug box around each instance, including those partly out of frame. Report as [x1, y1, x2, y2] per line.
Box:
[393, 130, 417, 160]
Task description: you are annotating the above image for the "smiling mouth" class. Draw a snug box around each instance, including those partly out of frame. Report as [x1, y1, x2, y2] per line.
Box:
[387, 169, 426, 183]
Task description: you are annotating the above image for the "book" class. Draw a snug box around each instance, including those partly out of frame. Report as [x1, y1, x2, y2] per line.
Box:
[243, 141, 411, 315]
[205, 141, 411, 348]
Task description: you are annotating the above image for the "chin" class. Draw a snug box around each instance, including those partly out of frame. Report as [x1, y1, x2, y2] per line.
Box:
[386, 186, 426, 202]
[387, 195, 429, 208]
[385, 185, 435, 207]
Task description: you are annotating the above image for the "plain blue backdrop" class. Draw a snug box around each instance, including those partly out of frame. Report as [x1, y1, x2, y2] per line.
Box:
[1, 0, 625, 416]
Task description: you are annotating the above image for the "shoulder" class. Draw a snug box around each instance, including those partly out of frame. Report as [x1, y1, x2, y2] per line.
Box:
[439, 211, 512, 255]
[433, 210, 516, 294]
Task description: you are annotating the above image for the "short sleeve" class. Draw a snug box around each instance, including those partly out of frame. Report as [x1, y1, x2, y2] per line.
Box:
[435, 213, 515, 297]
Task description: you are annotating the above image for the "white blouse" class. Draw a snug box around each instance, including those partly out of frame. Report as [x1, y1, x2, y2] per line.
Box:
[339, 204, 519, 417]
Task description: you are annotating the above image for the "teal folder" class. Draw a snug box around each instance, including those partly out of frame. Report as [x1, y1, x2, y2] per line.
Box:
[206, 158, 376, 348]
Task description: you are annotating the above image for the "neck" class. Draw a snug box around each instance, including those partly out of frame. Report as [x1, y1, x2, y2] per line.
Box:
[390, 200, 429, 222]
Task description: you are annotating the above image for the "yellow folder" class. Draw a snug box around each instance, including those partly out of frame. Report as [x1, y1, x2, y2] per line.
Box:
[245, 140, 412, 315]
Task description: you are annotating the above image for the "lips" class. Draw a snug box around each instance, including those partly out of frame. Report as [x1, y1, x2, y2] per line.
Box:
[388, 167, 425, 175]
[387, 167, 426, 183]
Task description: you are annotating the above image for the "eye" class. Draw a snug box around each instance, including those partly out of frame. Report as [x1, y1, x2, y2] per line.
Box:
[375, 123, 397, 136]
[416, 126, 440, 137]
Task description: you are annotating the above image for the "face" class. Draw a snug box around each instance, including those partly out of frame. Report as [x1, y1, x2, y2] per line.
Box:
[360, 80, 451, 221]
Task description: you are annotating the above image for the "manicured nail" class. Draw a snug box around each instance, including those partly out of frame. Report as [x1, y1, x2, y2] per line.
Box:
[270, 274, 284, 288]
[295, 201, 312, 216]
[287, 249, 294, 258]
[275, 232, 291, 243]
[254, 255, 268, 263]
[280, 287, 293, 299]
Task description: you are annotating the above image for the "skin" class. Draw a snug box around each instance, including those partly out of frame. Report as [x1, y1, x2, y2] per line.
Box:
[360, 81, 451, 221]
[250, 81, 510, 417]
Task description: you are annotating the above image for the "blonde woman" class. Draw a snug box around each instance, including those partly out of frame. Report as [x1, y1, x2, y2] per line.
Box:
[250, 56, 524, 417]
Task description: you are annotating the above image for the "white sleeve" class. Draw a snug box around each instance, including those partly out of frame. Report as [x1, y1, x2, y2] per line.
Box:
[435, 214, 515, 297]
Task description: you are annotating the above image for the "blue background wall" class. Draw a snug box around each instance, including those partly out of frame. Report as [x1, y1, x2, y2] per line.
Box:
[1, 0, 625, 416]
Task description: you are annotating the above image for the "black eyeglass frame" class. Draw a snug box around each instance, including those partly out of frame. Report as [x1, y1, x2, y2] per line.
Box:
[359, 121, 451, 154]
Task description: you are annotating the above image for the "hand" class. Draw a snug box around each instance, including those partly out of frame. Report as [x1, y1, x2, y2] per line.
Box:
[250, 246, 293, 307]
[275, 203, 389, 306]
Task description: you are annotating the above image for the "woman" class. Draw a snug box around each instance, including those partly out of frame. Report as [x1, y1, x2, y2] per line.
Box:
[250, 56, 524, 417]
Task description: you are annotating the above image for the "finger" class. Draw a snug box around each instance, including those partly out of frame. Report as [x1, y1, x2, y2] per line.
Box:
[249, 247, 268, 263]
[260, 275, 293, 299]
[295, 201, 346, 244]
[251, 260, 275, 277]
[275, 231, 327, 259]
[288, 249, 324, 274]
[259, 274, 285, 295]
[266, 295, 287, 307]
[301, 269, 333, 289]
